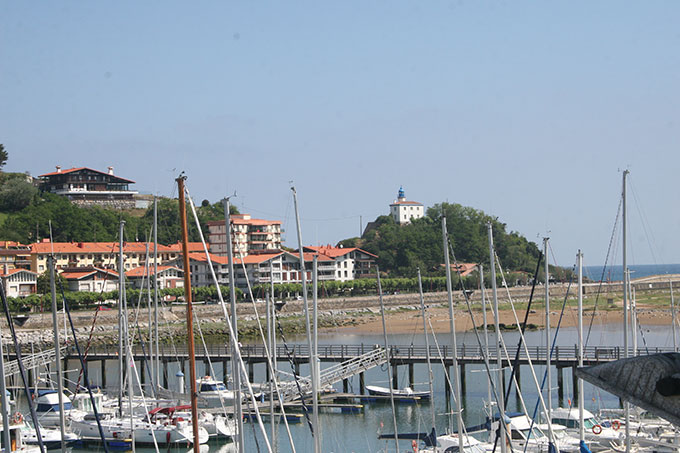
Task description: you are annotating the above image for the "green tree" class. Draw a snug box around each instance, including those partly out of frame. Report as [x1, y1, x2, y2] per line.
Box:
[36, 271, 68, 294]
[0, 177, 37, 212]
[0, 145, 7, 170]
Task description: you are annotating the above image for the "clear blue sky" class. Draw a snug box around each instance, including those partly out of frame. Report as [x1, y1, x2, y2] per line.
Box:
[2, 2, 679, 267]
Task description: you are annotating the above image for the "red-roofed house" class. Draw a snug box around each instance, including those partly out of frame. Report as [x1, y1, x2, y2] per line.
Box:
[126, 265, 184, 290]
[207, 214, 282, 257]
[60, 267, 118, 293]
[390, 186, 424, 225]
[303, 245, 378, 281]
[29, 240, 186, 274]
[39, 166, 137, 209]
[169, 249, 337, 290]
[0, 269, 37, 298]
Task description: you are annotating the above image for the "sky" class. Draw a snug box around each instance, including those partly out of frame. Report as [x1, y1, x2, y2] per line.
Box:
[2, 2, 679, 267]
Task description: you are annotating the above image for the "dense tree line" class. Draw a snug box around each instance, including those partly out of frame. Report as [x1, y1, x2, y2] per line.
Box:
[340, 202, 572, 282]
[0, 188, 237, 245]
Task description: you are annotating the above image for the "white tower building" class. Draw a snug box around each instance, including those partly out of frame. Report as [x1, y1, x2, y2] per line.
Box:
[389, 187, 424, 224]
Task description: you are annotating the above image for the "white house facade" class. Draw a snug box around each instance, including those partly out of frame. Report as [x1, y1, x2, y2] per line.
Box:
[389, 186, 424, 225]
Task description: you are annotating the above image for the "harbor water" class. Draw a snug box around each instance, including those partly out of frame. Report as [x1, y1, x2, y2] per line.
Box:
[13, 321, 675, 453]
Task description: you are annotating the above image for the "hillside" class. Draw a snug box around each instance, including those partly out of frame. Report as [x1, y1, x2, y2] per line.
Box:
[340, 202, 571, 281]
[0, 183, 236, 245]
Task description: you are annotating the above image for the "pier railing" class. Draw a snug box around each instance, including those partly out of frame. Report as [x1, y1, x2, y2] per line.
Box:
[70, 343, 676, 365]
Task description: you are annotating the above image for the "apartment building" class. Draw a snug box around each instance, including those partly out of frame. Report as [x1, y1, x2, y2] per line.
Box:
[0, 242, 32, 271]
[29, 240, 203, 273]
[207, 214, 282, 257]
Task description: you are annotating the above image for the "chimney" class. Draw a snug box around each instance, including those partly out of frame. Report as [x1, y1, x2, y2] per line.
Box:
[108, 166, 114, 175]
[56, 165, 62, 173]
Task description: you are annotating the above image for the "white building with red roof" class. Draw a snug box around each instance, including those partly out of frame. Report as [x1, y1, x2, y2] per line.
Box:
[39, 166, 138, 209]
[169, 249, 336, 290]
[303, 245, 377, 281]
[390, 186, 424, 225]
[29, 240, 202, 274]
[60, 267, 119, 293]
[207, 214, 282, 257]
[0, 269, 37, 298]
[126, 265, 184, 290]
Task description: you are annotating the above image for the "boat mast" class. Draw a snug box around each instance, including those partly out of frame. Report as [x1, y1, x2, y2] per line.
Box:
[479, 264, 493, 413]
[631, 277, 637, 357]
[223, 195, 245, 452]
[145, 241, 154, 395]
[313, 255, 320, 400]
[622, 170, 630, 453]
[291, 186, 320, 453]
[269, 259, 279, 453]
[154, 196, 160, 390]
[671, 279, 677, 352]
[488, 223, 507, 453]
[544, 237, 554, 445]
[577, 250, 584, 443]
[118, 220, 125, 417]
[442, 216, 464, 438]
[417, 268, 437, 438]
[49, 256, 67, 453]
[0, 320, 9, 453]
[376, 266, 399, 453]
[177, 176, 201, 449]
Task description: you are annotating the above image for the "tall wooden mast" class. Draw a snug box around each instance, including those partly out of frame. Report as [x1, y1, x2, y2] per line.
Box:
[177, 176, 200, 449]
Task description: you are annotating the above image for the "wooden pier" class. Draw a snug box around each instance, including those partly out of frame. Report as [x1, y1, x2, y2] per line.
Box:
[53, 343, 674, 405]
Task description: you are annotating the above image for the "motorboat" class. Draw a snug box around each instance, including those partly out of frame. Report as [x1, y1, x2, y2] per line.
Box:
[551, 407, 624, 450]
[365, 385, 431, 400]
[196, 376, 236, 409]
[33, 390, 87, 427]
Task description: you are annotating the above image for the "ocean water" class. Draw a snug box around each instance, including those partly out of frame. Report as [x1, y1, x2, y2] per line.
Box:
[583, 263, 680, 282]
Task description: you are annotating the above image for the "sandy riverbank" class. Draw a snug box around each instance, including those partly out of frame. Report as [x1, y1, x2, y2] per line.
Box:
[324, 304, 674, 335]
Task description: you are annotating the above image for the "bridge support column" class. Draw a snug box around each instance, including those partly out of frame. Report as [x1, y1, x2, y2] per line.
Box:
[101, 360, 106, 388]
[28, 368, 33, 388]
[222, 360, 228, 383]
[140, 359, 145, 385]
[248, 361, 255, 383]
[514, 365, 521, 397]
[163, 360, 168, 389]
[444, 365, 451, 400]
[409, 363, 414, 387]
[343, 378, 349, 393]
[295, 362, 300, 377]
[65, 357, 70, 391]
[203, 359, 210, 376]
[392, 363, 398, 389]
[359, 372, 365, 395]
[572, 366, 578, 406]
[557, 366, 564, 407]
[460, 364, 466, 396]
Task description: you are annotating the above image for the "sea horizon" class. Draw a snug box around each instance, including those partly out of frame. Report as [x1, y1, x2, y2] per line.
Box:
[583, 263, 680, 282]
